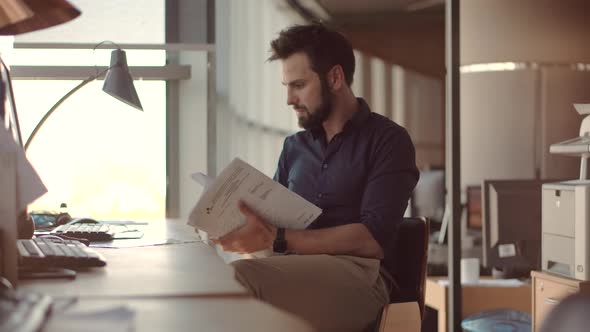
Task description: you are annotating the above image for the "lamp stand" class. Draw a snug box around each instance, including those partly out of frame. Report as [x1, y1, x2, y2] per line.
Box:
[24, 67, 109, 151]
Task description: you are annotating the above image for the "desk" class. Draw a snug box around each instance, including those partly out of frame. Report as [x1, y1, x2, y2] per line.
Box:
[20, 220, 246, 298]
[425, 277, 531, 332]
[44, 297, 313, 332]
[20, 243, 247, 297]
[19, 219, 314, 331]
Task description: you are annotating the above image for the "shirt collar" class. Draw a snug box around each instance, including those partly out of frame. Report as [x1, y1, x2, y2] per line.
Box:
[309, 98, 371, 141]
[344, 98, 371, 132]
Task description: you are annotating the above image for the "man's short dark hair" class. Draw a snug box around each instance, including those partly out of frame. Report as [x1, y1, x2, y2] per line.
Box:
[268, 23, 355, 86]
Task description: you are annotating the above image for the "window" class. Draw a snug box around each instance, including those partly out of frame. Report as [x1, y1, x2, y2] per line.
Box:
[10, 0, 167, 219]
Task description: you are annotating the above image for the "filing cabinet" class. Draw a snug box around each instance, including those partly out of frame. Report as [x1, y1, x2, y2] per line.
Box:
[531, 271, 590, 331]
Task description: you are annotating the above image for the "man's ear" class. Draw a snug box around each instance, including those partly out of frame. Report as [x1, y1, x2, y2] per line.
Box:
[326, 65, 345, 91]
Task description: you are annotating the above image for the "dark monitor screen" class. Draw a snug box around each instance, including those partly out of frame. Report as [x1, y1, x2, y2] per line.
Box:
[482, 179, 545, 275]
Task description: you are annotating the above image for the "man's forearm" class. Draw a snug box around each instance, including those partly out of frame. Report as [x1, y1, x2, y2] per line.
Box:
[285, 223, 384, 259]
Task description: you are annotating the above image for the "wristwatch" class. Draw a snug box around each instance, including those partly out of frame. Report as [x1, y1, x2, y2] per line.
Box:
[273, 227, 288, 253]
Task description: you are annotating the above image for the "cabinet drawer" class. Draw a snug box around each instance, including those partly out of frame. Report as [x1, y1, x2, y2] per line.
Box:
[535, 278, 578, 328]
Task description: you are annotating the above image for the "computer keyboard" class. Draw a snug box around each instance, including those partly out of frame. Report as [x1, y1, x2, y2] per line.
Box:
[17, 237, 107, 269]
[0, 288, 52, 332]
[51, 223, 115, 242]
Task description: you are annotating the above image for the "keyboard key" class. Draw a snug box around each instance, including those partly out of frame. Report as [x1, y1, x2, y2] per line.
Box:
[21, 240, 42, 257]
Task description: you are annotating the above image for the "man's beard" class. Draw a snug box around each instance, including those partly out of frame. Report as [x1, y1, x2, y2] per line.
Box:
[298, 79, 333, 130]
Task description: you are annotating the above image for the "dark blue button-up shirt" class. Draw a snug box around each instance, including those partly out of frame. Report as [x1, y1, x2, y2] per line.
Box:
[273, 98, 419, 270]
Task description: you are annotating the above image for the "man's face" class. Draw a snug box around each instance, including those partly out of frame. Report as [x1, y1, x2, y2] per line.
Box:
[281, 52, 332, 129]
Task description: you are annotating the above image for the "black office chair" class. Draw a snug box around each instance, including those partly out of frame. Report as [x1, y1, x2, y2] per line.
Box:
[375, 217, 430, 331]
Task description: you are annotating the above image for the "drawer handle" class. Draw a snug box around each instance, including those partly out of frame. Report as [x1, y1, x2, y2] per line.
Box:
[545, 298, 559, 305]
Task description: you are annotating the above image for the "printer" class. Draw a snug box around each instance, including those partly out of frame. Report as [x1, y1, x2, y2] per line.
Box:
[542, 104, 590, 280]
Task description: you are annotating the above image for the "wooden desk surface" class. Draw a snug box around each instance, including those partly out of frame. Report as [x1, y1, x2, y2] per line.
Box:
[18, 220, 316, 331]
[44, 297, 315, 332]
[19, 220, 247, 298]
[425, 277, 531, 332]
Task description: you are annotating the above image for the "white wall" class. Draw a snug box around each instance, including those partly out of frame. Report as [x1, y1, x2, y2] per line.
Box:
[173, 0, 211, 218]
[461, 70, 538, 189]
[178, 53, 209, 218]
[217, 0, 302, 176]
[402, 69, 444, 168]
[461, 67, 585, 190]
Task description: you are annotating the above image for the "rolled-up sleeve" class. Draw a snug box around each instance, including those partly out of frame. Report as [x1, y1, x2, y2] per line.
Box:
[360, 127, 419, 251]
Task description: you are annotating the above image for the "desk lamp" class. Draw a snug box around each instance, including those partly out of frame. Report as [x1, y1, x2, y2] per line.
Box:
[24, 45, 144, 151]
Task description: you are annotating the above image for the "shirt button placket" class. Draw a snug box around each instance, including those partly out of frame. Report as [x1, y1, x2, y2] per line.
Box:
[317, 160, 328, 204]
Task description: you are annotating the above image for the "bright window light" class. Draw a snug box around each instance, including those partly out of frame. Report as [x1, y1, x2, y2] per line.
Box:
[11, 0, 166, 220]
[13, 80, 166, 219]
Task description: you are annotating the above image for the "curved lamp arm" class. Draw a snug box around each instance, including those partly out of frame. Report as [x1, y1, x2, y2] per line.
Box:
[24, 67, 109, 151]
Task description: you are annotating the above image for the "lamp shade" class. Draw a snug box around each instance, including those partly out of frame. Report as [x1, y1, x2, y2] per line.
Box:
[0, 0, 80, 35]
[102, 49, 143, 111]
[0, 0, 34, 29]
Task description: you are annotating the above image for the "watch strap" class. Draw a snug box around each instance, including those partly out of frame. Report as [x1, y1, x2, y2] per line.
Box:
[273, 227, 287, 253]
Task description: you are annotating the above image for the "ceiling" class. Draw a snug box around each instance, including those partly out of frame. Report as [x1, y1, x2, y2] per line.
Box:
[288, 0, 445, 78]
[314, 0, 443, 16]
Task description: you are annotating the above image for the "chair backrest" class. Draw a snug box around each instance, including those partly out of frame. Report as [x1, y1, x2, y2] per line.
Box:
[388, 217, 430, 317]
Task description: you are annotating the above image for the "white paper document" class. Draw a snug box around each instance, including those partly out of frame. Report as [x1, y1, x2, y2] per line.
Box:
[45, 305, 135, 332]
[188, 158, 322, 238]
[191, 171, 215, 189]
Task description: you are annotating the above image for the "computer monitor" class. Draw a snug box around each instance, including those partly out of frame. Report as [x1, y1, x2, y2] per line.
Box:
[411, 169, 445, 224]
[481, 179, 546, 277]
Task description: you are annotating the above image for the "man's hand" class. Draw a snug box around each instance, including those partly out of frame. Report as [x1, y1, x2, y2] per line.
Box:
[213, 201, 277, 253]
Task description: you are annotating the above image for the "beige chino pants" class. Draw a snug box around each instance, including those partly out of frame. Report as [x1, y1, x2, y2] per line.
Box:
[231, 254, 390, 332]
